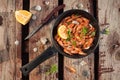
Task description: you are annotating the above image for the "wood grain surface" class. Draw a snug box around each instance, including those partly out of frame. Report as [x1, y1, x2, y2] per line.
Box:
[29, 0, 58, 80]
[0, 0, 120, 80]
[63, 0, 95, 80]
[0, 0, 22, 80]
[98, 0, 120, 80]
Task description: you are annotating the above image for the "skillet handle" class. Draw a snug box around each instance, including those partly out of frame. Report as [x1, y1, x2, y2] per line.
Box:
[20, 46, 57, 76]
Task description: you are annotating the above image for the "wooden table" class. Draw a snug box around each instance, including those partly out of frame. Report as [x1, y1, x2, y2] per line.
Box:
[0, 0, 120, 80]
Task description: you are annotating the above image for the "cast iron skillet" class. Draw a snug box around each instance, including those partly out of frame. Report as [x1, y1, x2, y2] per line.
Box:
[20, 9, 100, 76]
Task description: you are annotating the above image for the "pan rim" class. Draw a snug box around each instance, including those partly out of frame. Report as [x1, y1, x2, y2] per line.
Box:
[51, 9, 100, 58]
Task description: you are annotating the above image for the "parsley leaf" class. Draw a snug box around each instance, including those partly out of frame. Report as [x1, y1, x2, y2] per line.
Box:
[101, 28, 110, 34]
[91, 31, 96, 36]
[46, 64, 58, 75]
[66, 29, 72, 41]
[67, 22, 71, 25]
[81, 27, 88, 35]
[72, 41, 76, 46]
[104, 28, 109, 34]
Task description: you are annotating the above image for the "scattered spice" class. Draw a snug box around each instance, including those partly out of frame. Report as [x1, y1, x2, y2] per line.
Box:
[40, 37, 48, 45]
[77, 3, 83, 9]
[32, 14, 37, 20]
[43, 0, 50, 5]
[35, 5, 42, 11]
[14, 40, 19, 45]
[80, 60, 87, 66]
[33, 47, 38, 52]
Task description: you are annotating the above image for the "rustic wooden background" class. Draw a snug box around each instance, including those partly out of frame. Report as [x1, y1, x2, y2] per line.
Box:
[0, 0, 120, 80]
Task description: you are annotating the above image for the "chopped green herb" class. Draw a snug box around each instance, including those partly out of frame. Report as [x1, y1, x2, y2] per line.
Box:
[66, 29, 72, 41]
[75, 14, 80, 16]
[81, 27, 88, 35]
[72, 41, 76, 46]
[67, 22, 71, 25]
[66, 38, 70, 41]
[91, 31, 96, 36]
[104, 28, 109, 34]
[67, 29, 71, 35]
[46, 64, 58, 75]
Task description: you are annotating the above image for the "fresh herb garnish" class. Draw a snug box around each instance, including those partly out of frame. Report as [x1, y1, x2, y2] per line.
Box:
[66, 38, 70, 41]
[67, 29, 71, 35]
[72, 41, 76, 46]
[46, 64, 58, 75]
[91, 31, 96, 36]
[67, 22, 71, 25]
[75, 14, 79, 16]
[104, 28, 109, 34]
[81, 27, 88, 35]
[101, 28, 110, 34]
[66, 29, 72, 41]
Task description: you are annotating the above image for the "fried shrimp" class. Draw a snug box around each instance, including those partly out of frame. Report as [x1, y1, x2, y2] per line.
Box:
[55, 14, 96, 55]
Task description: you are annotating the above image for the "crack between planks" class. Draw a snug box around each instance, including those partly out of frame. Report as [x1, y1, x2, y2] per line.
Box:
[58, 0, 64, 80]
[22, 0, 30, 80]
[93, 0, 99, 80]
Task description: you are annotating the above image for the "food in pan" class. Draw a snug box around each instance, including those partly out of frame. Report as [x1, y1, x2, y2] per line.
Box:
[55, 14, 96, 55]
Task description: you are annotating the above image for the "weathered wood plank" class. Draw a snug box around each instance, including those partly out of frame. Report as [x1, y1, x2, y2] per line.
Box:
[29, 0, 58, 80]
[98, 0, 120, 80]
[63, 0, 95, 80]
[0, 0, 22, 80]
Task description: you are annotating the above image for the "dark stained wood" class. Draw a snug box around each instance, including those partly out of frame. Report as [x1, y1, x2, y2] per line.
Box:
[63, 0, 95, 80]
[98, 0, 120, 80]
[0, 0, 22, 80]
[29, 0, 58, 80]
